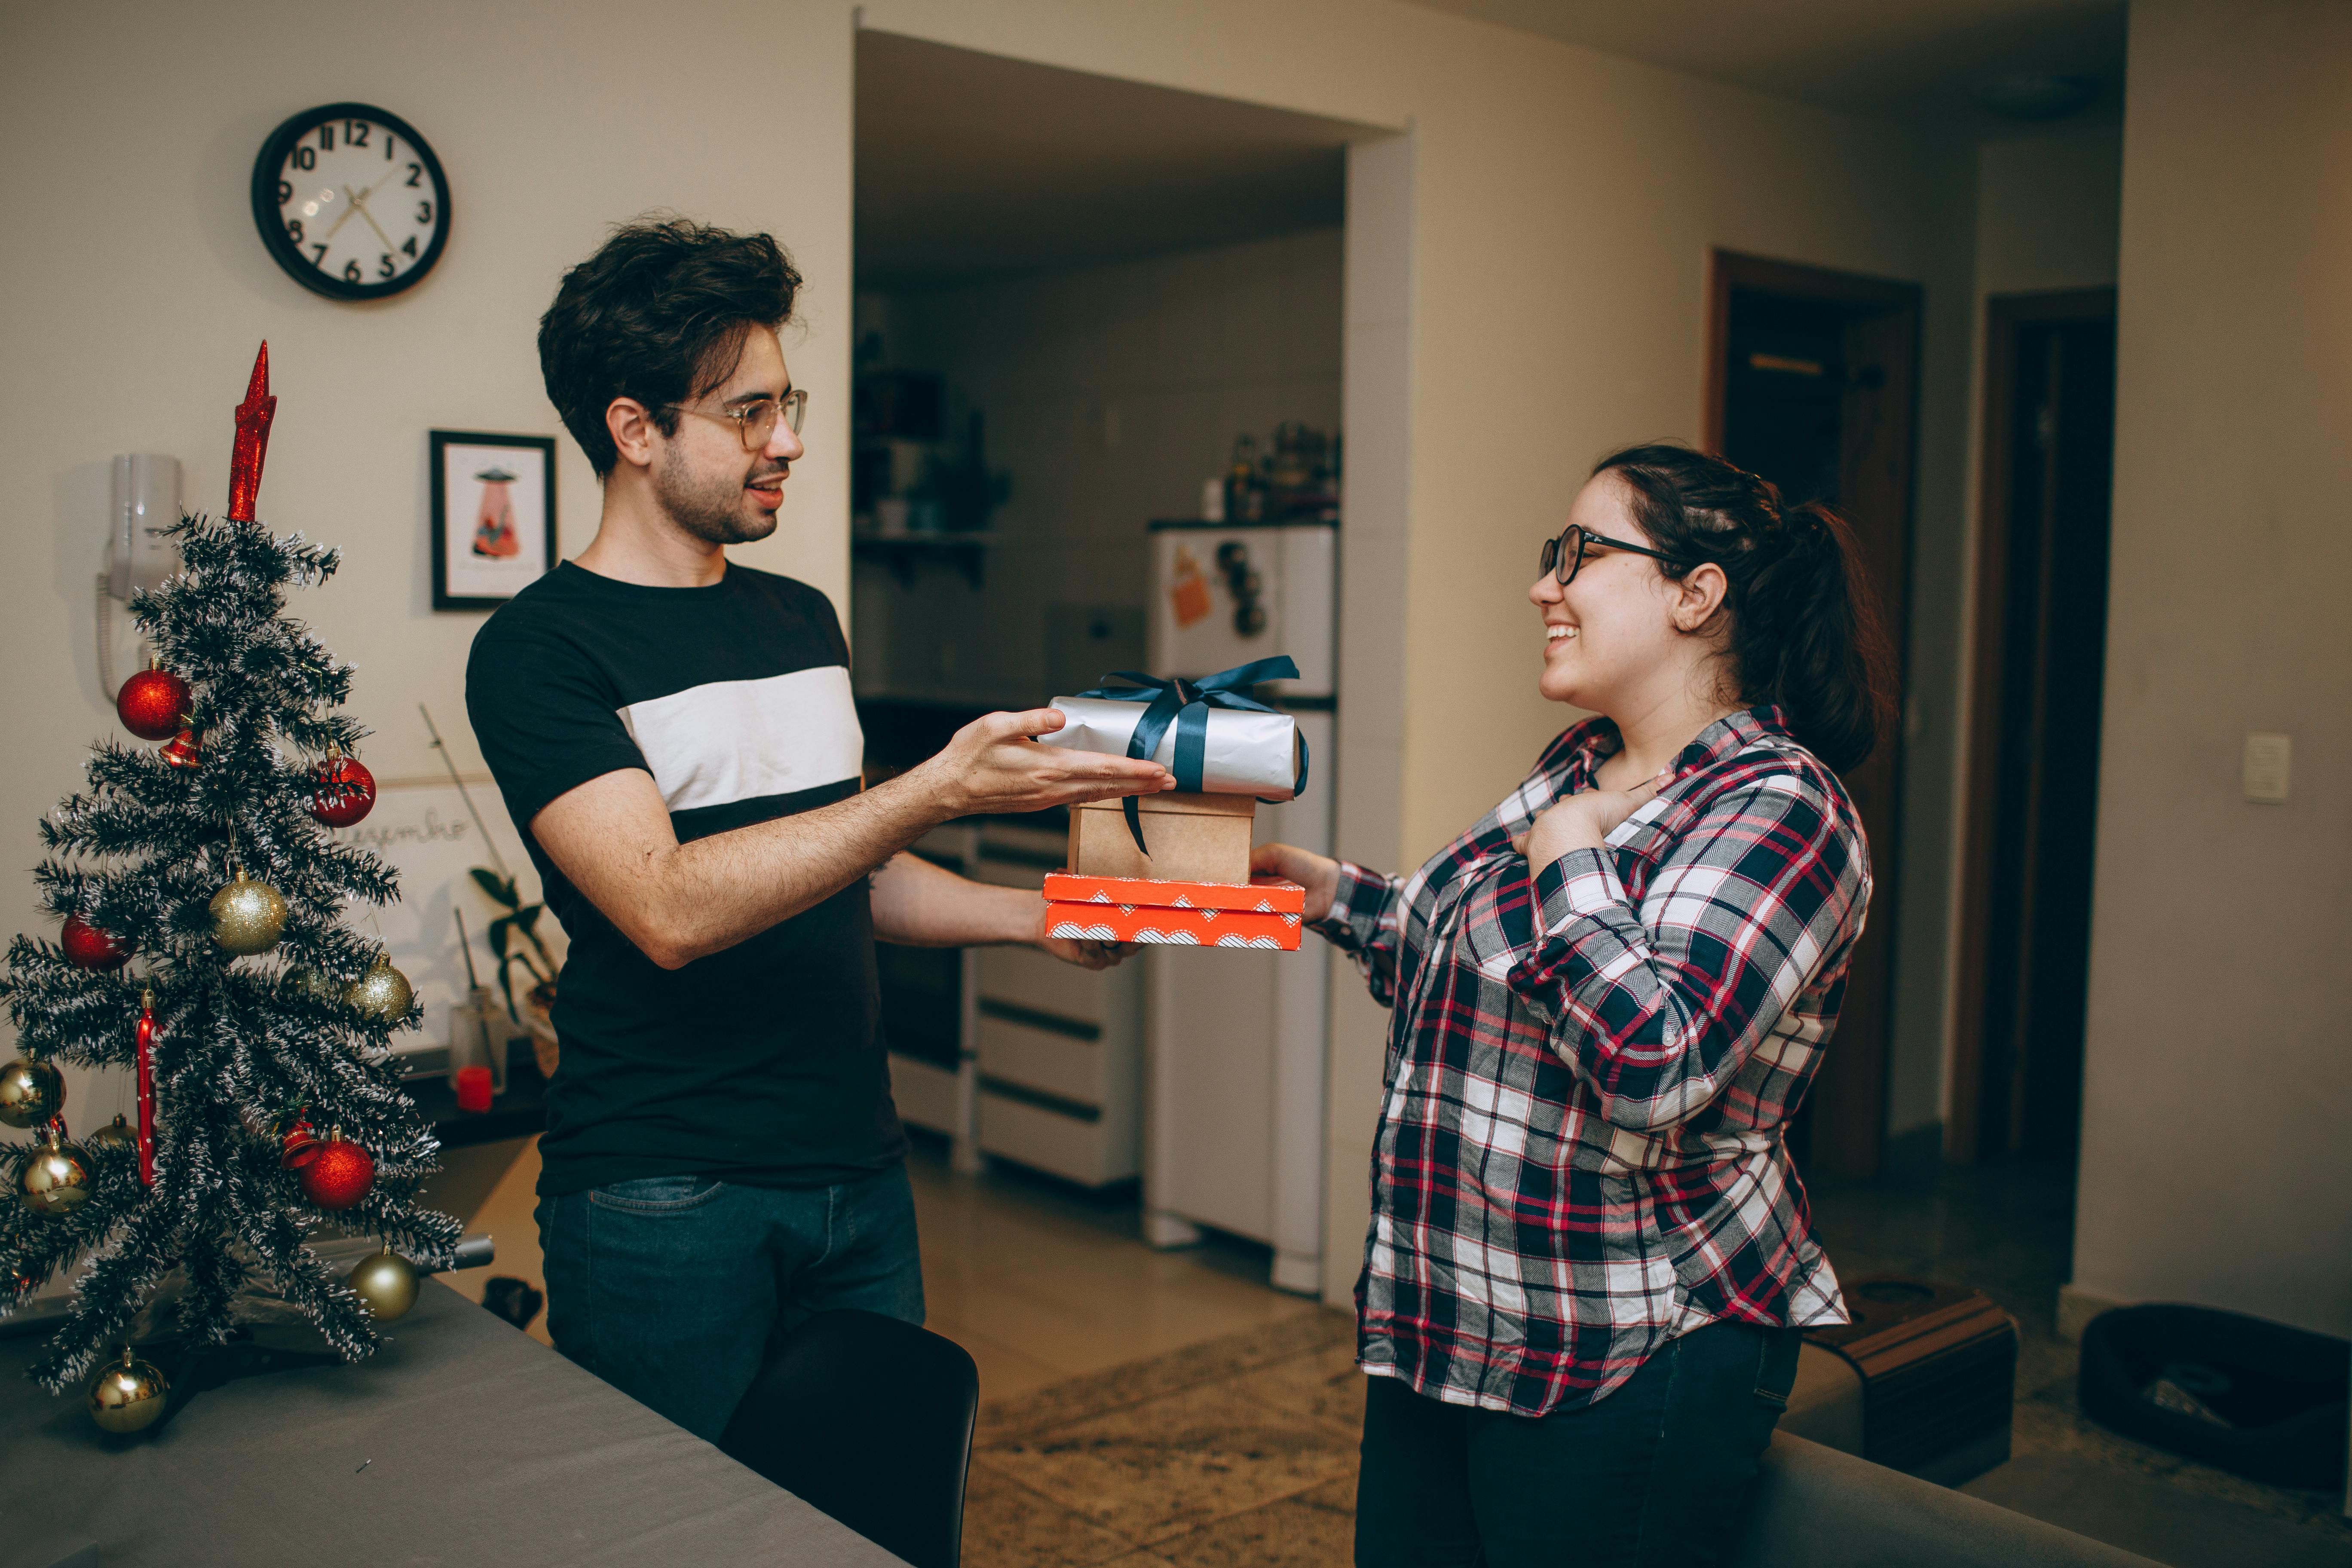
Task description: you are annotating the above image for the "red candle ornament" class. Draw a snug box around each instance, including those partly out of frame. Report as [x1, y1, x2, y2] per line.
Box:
[309, 753, 377, 828]
[227, 342, 277, 523]
[135, 989, 156, 1187]
[61, 915, 133, 971]
[298, 1133, 374, 1211]
[116, 666, 191, 742]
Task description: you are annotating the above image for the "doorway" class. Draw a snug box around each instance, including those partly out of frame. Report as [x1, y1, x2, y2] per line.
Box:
[1705, 250, 1922, 1180]
[1951, 290, 2117, 1164]
[850, 29, 1409, 1312]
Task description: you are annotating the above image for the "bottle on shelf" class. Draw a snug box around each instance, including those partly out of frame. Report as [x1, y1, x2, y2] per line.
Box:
[1226, 434, 1266, 523]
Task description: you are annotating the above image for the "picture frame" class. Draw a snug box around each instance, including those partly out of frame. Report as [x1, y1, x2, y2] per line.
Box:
[431, 430, 557, 610]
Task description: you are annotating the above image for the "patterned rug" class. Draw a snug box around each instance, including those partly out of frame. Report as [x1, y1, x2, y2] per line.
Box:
[962, 1302, 2352, 1568]
[966, 1308, 1363, 1566]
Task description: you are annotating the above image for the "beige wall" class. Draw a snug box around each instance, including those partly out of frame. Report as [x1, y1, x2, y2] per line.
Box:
[0, 0, 858, 1119]
[9, 0, 1983, 1308]
[2075, 0, 2352, 1337]
[1976, 123, 2124, 298]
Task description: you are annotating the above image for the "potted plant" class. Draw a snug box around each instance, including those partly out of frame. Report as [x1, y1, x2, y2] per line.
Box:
[471, 867, 559, 1078]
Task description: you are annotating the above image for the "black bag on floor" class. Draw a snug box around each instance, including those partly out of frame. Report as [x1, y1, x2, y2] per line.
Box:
[2079, 1302, 2348, 1489]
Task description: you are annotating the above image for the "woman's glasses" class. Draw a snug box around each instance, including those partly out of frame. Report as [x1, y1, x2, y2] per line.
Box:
[1538, 524, 1681, 585]
[669, 388, 809, 451]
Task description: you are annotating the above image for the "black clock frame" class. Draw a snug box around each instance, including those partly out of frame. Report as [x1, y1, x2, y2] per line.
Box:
[250, 102, 450, 302]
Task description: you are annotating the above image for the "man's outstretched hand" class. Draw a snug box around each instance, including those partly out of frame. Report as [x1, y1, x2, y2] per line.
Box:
[914, 707, 1173, 820]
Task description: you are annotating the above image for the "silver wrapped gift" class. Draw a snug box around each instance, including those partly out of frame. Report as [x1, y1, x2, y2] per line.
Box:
[1039, 696, 1300, 800]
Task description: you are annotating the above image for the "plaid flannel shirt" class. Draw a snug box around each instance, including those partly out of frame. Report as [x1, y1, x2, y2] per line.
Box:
[1315, 705, 1865, 1416]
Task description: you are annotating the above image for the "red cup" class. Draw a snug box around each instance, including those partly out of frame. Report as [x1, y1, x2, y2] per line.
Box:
[454, 1066, 493, 1114]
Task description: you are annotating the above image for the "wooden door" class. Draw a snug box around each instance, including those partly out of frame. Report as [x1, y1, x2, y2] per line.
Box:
[1707, 251, 1921, 1180]
[1951, 290, 2117, 1164]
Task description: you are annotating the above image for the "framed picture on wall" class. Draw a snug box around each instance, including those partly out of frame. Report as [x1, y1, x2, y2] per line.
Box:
[431, 430, 557, 610]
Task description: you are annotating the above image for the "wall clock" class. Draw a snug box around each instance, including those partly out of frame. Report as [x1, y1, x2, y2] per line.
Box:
[250, 103, 450, 301]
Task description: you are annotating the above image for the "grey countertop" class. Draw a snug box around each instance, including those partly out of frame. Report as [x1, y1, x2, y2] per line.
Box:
[2, 1280, 905, 1568]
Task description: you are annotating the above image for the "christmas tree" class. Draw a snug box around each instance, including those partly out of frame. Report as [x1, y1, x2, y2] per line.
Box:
[0, 345, 459, 1424]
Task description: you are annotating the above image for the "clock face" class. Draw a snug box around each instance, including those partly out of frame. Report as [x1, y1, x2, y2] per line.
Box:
[250, 104, 450, 301]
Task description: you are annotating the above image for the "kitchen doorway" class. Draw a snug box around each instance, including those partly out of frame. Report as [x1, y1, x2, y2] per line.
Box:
[1705, 250, 1922, 1180]
[1951, 289, 2117, 1164]
[850, 29, 1408, 1308]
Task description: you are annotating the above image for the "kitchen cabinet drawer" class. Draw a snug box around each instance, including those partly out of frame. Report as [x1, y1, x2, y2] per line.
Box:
[888, 1050, 960, 1136]
[980, 1087, 1135, 1187]
[977, 1011, 1103, 1108]
[977, 943, 1111, 1024]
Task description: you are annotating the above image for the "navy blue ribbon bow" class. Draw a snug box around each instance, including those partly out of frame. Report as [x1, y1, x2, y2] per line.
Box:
[1074, 656, 1310, 858]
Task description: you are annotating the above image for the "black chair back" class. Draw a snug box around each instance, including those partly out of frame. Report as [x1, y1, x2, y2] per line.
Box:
[719, 1309, 979, 1568]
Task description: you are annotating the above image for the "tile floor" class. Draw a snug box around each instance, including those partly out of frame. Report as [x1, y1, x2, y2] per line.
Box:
[417, 1136, 2352, 1567]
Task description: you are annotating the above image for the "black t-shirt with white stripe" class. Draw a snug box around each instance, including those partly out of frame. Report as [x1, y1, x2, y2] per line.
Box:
[465, 560, 903, 1197]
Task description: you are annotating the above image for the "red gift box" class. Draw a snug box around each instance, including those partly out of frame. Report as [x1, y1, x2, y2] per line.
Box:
[1041, 872, 1305, 914]
[1042, 873, 1307, 951]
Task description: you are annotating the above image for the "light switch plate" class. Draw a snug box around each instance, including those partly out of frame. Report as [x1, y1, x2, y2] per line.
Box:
[2243, 732, 2291, 803]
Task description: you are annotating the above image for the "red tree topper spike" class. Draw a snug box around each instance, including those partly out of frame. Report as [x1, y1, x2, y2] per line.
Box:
[227, 341, 278, 522]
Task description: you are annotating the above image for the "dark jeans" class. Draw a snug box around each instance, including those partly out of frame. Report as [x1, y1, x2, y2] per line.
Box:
[536, 1162, 925, 1442]
[1355, 1320, 1801, 1567]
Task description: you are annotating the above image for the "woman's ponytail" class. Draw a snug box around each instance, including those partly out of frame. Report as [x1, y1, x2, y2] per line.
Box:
[1592, 445, 1898, 773]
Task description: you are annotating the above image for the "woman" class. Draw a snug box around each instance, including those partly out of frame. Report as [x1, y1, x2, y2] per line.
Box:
[1256, 444, 1895, 1566]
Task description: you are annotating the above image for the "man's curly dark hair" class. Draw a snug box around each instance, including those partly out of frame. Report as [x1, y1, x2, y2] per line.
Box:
[538, 216, 803, 476]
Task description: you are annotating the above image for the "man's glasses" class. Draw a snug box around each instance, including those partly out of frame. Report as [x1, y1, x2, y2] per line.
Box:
[669, 389, 808, 451]
[1538, 524, 1681, 585]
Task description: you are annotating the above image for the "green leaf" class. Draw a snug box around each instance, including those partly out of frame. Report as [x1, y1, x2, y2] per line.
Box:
[469, 867, 520, 910]
[516, 905, 542, 936]
[487, 916, 514, 959]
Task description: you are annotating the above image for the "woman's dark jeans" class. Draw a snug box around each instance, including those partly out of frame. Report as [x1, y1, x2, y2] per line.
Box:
[1355, 1319, 1801, 1566]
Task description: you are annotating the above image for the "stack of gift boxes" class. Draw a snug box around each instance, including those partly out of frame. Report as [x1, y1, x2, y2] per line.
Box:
[1037, 673, 1307, 951]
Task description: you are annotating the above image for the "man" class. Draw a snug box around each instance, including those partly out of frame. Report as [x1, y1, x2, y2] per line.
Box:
[465, 218, 1169, 1440]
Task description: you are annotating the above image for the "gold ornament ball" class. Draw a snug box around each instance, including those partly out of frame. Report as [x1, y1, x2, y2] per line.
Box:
[87, 1348, 169, 1434]
[210, 873, 289, 956]
[87, 1114, 136, 1151]
[345, 954, 414, 1023]
[347, 1250, 420, 1320]
[21, 1131, 92, 1217]
[0, 1058, 64, 1128]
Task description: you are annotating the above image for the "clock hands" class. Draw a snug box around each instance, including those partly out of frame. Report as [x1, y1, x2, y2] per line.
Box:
[318, 174, 404, 266]
[320, 187, 361, 242]
[348, 189, 400, 257]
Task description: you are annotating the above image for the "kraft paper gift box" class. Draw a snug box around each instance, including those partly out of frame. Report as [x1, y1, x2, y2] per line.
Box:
[1042, 873, 1307, 951]
[1066, 790, 1257, 885]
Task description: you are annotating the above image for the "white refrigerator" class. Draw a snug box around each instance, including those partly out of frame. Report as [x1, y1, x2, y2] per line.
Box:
[1142, 519, 1335, 1295]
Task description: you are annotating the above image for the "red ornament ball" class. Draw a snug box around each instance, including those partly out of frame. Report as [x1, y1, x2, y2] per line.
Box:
[116, 668, 191, 742]
[309, 756, 377, 828]
[298, 1136, 374, 1210]
[60, 915, 133, 971]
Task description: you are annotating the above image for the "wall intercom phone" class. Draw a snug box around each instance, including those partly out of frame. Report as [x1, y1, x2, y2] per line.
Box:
[98, 454, 183, 699]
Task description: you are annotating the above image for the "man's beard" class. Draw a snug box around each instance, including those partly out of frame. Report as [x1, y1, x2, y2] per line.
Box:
[655, 445, 783, 545]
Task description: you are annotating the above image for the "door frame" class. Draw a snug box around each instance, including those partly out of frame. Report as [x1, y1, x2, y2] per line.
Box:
[1948, 286, 2118, 1164]
[1704, 248, 1922, 1180]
